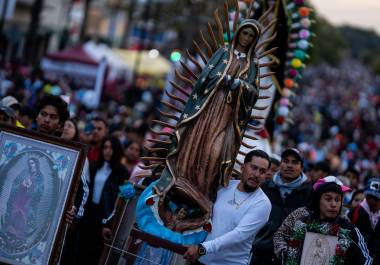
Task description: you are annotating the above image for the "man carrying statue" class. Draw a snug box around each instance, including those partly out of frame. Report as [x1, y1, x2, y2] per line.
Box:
[183, 150, 272, 265]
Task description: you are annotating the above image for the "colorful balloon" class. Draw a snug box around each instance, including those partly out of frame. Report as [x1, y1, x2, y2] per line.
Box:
[291, 58, 303, 69]
[280, 98, 289, 106]
[294, 49, 306, 60]
[300, 18, 311, 28]
[284, 78, 295, 88]
[289, 69, 298, 78]
[299, 29, 310, 39]
[298, 7, 310, 17]
[278, 106, 289, 116]
[297, 40, 309, 50]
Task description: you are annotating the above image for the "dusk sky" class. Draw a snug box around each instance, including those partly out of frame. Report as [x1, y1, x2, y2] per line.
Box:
[310, 0, 380, 34]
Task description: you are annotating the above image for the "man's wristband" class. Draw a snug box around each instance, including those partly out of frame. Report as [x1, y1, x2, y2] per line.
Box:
[198, 244, 206, 256]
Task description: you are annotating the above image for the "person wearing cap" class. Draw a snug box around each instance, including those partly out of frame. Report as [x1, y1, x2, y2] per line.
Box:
[250, 148, 313, 265]
[273, 176, 371, 265]
[1, 95, 24, 128]
[0, 103, 16, 125]
[348, 177, 380, 264]
[1, 95, 20, 114]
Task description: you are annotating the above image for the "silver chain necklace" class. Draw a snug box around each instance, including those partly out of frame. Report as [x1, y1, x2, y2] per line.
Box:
[233, 187, 253, 209]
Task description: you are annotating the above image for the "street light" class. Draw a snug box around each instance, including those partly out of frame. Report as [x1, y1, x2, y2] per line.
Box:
[148, 48, 159, 59]
[170, 50, 181, 62]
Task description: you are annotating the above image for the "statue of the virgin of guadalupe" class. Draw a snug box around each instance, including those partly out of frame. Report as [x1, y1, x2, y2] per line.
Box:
[136, 2, 277, 245]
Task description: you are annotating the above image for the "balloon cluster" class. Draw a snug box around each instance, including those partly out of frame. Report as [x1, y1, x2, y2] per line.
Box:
[275, 0, 314, 127]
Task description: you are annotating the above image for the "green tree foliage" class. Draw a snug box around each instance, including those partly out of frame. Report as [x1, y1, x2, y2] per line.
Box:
[309, 16, 348, 66]
[309, 14, 380, 73]
[338, 26, 380, 74]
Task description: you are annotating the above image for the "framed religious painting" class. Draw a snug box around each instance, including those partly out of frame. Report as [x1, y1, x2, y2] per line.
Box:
[0, 124, 87, 265]
[300, 232, 338, 265]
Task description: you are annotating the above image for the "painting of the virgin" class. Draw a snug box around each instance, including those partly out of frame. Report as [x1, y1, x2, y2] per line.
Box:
[0, 125, 86, 265]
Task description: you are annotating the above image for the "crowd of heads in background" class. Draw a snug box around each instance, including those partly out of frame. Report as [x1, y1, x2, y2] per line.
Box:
[0, 59, 380, 208]
[276, 59, 380, 198]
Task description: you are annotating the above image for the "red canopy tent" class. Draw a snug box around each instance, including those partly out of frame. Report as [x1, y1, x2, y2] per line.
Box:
[41, 45, 100, 87]
[41, 45, 108, 108]
[46, 45, 97, 65]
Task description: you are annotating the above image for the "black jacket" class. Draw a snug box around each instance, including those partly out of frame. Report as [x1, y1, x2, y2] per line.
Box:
[338, 217, 373, 265]
[250, 178, 313, 264]
[86, 162, 129, 226]
[348, 205, 380, 265]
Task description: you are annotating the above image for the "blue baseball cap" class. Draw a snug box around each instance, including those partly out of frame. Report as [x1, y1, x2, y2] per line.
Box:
[364, 178, 380, 200]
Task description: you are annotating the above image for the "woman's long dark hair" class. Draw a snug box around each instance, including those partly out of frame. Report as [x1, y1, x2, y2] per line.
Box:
[66, 118, 79, 141]
[349, 189, 364, 205]
[98, 136, 124, 171]
[124, 140, 142, 163]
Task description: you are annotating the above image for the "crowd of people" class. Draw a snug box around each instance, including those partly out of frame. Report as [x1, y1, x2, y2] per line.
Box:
[184, 148, 379, 265]
[284, 59, 380, 183]
[0, 57, 379, 265]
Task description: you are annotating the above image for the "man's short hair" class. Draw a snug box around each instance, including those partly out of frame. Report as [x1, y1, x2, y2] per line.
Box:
[36, 95, 69, 125]
[315, 161, 330, 174]
[345, 167, 359, 179]
[244, 149, 271, 168]
[91, 116, 108, 128]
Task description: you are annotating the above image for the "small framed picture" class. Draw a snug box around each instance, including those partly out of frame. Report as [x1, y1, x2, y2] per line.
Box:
[300, 232, 338, 265]
[0, 124, 87, 265]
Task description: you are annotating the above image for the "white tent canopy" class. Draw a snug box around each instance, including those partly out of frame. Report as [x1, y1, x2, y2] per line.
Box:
[83, 41, 132, 80]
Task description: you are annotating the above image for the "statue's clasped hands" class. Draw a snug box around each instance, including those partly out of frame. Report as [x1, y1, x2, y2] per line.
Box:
[224, 64, 241, 91]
